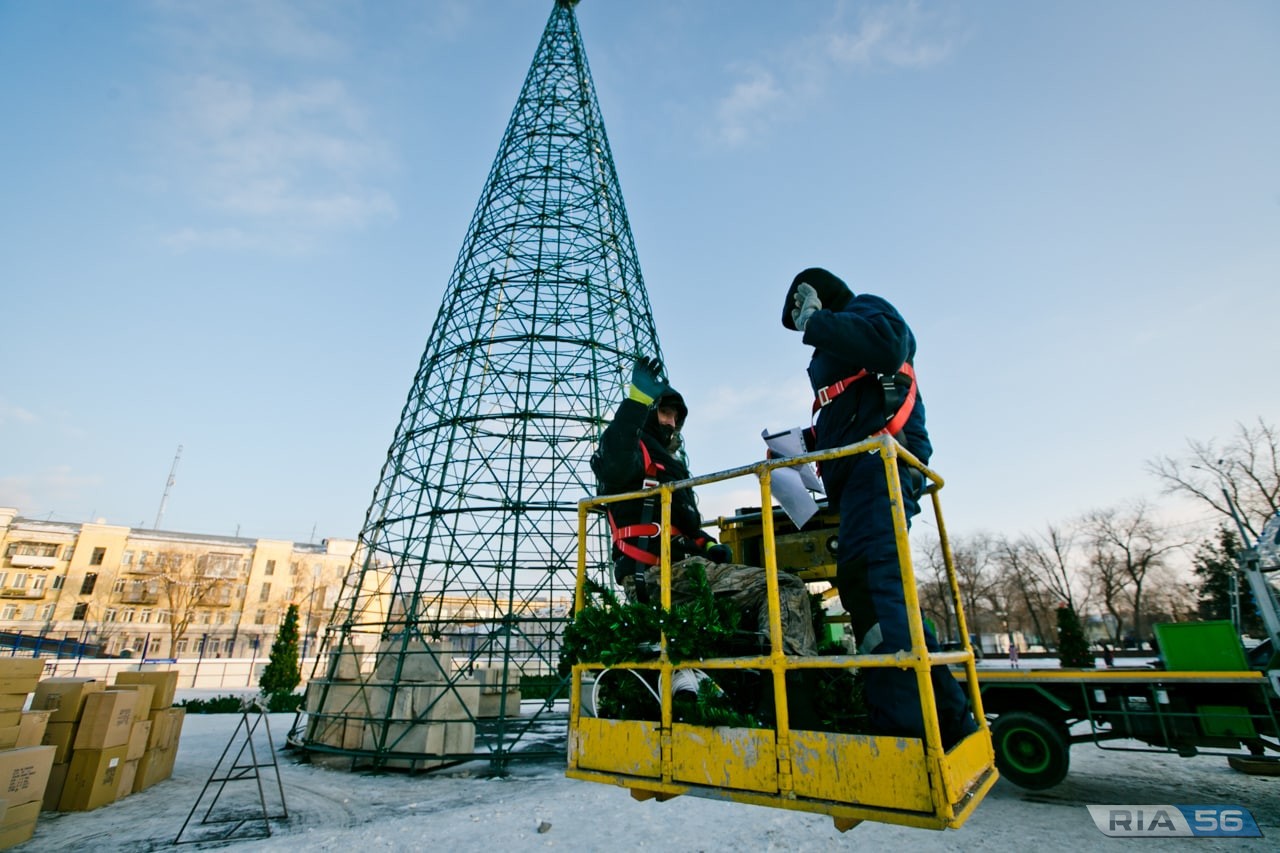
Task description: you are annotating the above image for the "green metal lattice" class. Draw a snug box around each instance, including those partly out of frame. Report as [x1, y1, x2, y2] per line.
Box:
[293, 0, 662, 773]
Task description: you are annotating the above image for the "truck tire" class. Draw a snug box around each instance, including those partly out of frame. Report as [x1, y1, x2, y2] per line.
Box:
[992, 711, 1070, 790]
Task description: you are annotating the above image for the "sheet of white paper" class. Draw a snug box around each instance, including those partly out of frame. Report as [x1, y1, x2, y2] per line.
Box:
[761, 426, 825, 527]
[771, 468, 820, 528]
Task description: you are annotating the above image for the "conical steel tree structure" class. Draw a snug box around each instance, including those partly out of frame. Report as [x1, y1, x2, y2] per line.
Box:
[295, 0, 662, 772]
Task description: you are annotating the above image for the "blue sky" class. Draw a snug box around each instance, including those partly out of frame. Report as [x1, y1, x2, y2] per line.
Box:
[2, 0, 1277, 547]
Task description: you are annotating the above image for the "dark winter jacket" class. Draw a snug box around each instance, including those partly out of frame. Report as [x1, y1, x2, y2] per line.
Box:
[802, 293, 932, 469]
[591, 396, 713, 580]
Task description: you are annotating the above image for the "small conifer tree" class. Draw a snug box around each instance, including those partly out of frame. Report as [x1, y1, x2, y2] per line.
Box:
[1056, 603, 1094, 668]
[260, 603, 302, 697]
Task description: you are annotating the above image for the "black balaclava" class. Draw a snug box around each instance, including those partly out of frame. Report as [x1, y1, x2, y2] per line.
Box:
[644, 388, 688, 453]
[781, 267, 854, 330]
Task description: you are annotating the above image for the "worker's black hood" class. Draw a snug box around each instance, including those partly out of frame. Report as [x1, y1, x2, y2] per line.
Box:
[781, 267, 854, 330]
[643, 388, 688, 450]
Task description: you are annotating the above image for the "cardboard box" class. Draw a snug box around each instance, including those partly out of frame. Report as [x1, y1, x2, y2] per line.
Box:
[109, 684, 155, 722]
[32, 678, 104, 724]
[40, 764, 68, 812]
[113, 671, 178, 710]
[0, 727, 19, 751]
[126, 720, 152, 762]
[167, 706, 186, 746]
[0, 818, 37, 848]
[0, 695, 25, 714]
[41, 722, 77, 764]
[115, 759, 138, 801]
[146, 707, 185, 751]
[0, 658, 46, 695]
[0, 746, 55, 810]
[73, 691, 135, 751]
[16, 710, 50, 749]
[60, 745, 128, 811]
[0, 712, 22, 729]
[132, 748, 170, 793]
[0, 800, 39, 828]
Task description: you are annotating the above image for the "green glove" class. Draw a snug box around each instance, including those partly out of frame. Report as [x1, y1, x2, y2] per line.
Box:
[628, 356, 667, 406]
[791, 282, 822, 332]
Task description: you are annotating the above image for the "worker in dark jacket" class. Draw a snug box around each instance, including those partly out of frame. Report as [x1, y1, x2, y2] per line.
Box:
[592, 356, 723, 587]
[592, 357, 817, 656]
[784, 267, 975, 746]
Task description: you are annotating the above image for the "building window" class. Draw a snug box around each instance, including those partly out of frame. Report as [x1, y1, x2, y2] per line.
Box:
[11, 574, 27, 589]
[132, 637, 145, 652]
[122, 550, 134, 566]
[62, 546, 74, 561]
[80, 573, 98, 595]
[290, 562, 299, 575]
[31, 575, 47, 591]
[113, 577, 126, 593]
[139, 609, 153, 623]
[254, 610, 266, 625]
[20, 606, 35, 621]
[176, 639, 188, 654]
[265, 559, 276, 576]
[90, 547, 106, 566]
[158, 611, 170, 624]
[72, 602, 88, 620]
[121, 608, 136, 623]
[52, 575, 65, 590]
[0, 573, 7, 588]
[217, 612, 228, 625]
[39, 604, 55, 621]
[259, 583, 271, 602]
[0, 605, 15, 620]
[139, 552, 150, 567]
[103, 608, 118, 622]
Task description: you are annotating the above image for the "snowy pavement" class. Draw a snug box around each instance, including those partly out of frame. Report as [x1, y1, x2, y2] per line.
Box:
[24, 704, 1278, 852]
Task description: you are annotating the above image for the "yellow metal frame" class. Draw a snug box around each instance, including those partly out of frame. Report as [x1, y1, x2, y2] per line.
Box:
[566, 434, 997, 831]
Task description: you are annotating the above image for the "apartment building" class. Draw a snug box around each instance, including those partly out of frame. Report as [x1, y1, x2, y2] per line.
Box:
[0, 507, 357, 659]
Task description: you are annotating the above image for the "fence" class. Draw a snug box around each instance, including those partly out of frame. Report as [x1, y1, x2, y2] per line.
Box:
[32, 655, 326, 691]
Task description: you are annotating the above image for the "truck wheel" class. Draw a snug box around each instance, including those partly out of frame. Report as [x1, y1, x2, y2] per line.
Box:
[992, 711, 1070, 790]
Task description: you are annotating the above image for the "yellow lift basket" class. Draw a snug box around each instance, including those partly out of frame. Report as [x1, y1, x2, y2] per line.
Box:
[566, 434, 997, 832]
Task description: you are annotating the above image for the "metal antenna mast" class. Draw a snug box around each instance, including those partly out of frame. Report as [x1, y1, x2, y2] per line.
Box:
[295, 0, 663, 773]
[154, 444, 183, 530]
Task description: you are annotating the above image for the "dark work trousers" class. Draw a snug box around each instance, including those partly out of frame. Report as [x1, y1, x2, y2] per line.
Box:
[825, 450, 977, 746]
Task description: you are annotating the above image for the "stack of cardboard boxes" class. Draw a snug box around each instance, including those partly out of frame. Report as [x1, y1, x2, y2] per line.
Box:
[33, 670, 184, 814]
[0, 659, 55, 849]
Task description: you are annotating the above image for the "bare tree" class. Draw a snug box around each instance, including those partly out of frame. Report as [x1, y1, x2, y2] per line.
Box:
[1146, 417, 1280, 540]
[150, 550, 235, 654]
[948, 532, 1004, 641]
[993, 536, 1059, 648]
[1022, 523, 1084, 611]
[914, 536, 958, 644]
[1081, 502, 1186, 644]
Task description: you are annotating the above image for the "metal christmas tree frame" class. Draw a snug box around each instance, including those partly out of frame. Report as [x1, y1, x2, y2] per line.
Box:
[294, 0, 662, 773]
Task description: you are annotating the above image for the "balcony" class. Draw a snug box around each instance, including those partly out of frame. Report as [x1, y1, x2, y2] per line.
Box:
[7, 554, 58, 569]
[0, 588, 45, 600]
[120, 589, 160, 605]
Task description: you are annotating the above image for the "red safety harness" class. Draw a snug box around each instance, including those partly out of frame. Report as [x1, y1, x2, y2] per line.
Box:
[812, 362, 918, 437]
[608, 442, 681, 567]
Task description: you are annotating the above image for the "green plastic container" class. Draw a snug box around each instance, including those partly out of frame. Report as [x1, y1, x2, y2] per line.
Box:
[1153, 620, 1248, 672]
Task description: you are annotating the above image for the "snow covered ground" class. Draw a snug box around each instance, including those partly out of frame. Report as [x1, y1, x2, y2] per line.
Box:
[24, 685, 1278, 852]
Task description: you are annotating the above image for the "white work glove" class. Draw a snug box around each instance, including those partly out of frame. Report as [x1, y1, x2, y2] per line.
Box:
[791, 282, 822, 332]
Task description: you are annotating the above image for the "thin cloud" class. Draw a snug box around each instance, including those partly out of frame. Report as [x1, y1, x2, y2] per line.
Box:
[148, 2, 397, 252]
[0, 401, 38, 427]
[709, 0, 965, 147]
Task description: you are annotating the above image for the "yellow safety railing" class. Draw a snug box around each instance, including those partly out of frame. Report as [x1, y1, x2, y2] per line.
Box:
[567, 434, 996, 831]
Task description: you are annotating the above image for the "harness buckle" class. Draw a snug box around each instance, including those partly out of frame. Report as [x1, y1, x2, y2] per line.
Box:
[642, 478, 659, 489]
[816, 385, 833, 408]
